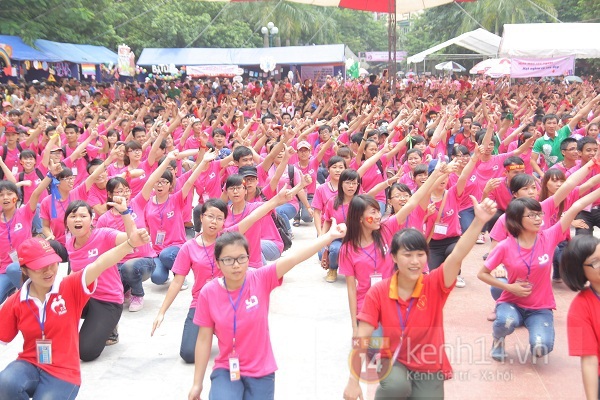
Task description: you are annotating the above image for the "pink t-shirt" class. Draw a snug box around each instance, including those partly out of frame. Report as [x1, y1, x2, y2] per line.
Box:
[360, 157, 388, 202]
[247, 193, 285, 253]
[472, 153, 514, 199]
[96, 193, 156, 260]
[106, 162, 127, 177]
[62, 144, 100, 187]
[40, 184, 88, 245]
[193, 264, 283, 377]
[487, 177, 514, 211]
[145, 189, 188, 252]
[66, 227, 122, 304]
[224, 201, 264, 268]
[172, 237, 222, 309]
[422, 185, 462, 240]
[338, 217, 400, 312]
[127, 160, 155, 198]
[398, 172, 418, 193]
[485, 221, 565, 310]
[193, 160, 223, 201]
[508, 142, 533, 175]
[19, 169, 49, 205]
[295, 157, 320, 195]
[0, 205, 34, 271]
[323, 197, 349, 224]
[265, 164, 302, 211]
[312, 181, 337, 212]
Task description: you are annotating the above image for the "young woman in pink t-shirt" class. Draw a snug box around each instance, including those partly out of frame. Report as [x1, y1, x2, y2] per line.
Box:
[478, 186, 600, 363]
[152, 190, 292, 364]
[188, 220, 347, 400]
[312, 156, 346, 237]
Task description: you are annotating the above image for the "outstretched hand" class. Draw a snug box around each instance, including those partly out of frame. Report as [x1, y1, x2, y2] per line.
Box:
[128, 228, 151, 247]
[328, 218, 347, 240]
[471, 196, 497, 224]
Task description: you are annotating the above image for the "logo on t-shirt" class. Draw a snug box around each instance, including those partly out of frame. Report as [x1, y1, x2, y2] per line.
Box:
[13, 223, 23, 232]
[140, 174, 146, 179]
[446, 209, 454, 217]
[51, 295, 67, 315]
[245, 295, 259, 310]
[88, 248, 98, 258]
[417, 295, 427, 310]
[538, 254, 550, 265]
[167, 211, 174, 218]
[131, 212, 138, 220]
[469, 175, 476, 183]
[492, 165, 499, 171]
[209, 172, 216, 180]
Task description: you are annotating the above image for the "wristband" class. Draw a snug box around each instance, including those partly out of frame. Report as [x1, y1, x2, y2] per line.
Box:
[46, 172, 55, 180]
[126, 239, 135, 248]
[119, 207, 133, 215]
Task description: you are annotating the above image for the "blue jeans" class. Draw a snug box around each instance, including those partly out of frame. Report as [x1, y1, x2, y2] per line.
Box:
[180, 307, 198, 364]
[0, 262, 22, 304]
[0, 360, 79, 400]
[493, 303, 554, 356]
[328, 239, 343, 270]
[33, 203, 42, 234]
[294, 193, 314, 223]
[378, 201, 386, 215]
[276, 203, 298, 233]
[119, 257, 155, 297]
[209, 369, 275, 400]
[151, 246, 181, 284]
[552, 240, 567, 280]
[261, 239, 281, 266]
[317, 166, 328, 185]
[490, 277, 508, 301]
[459, 207, 475, 234]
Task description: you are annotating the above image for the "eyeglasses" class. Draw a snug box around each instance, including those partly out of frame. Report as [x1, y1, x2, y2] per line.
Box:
[524, 212, 544, 220]
[113, 188, 131, 196]
[584, 261, 600, 270]
[156, 180, 170, 186]
[243, 176, 257, 183]
[227, 185, 245, 192]
[203, 214, 225, 223]
[391, 194, 410, 200]
[343, 181, 358, 187]
[218, 255, 249, 266]
[60, 176, 75, 181]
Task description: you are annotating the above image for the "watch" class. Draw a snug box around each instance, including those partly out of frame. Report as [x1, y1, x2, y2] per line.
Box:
[119, 207, 133, 215]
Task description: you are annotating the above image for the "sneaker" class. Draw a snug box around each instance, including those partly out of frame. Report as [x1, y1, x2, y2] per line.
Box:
[123, 289, 132, 305]
[491, 338, 506, 362]
[180, 279, 189, 291]
[476, 233, 485, 244]
[129, 295, 144, 312]
[455, 276, 466, 288]
[289, 231, 295, 240]
[482, 252, 489, 261]
[293, 220, 301, 227]
[326, 268, 337, 283]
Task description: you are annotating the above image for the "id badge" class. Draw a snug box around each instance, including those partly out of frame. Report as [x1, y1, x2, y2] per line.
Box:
[370, 273, 382, 286]
[36, 339, 53, 365]
[72, 166, 78, 176]
[229, 353, 241, 381]
[9, 250, 18, 264]
[11, 166, 19, 175]
[434, 223, 448, 235]
[155, 231, 166, 246]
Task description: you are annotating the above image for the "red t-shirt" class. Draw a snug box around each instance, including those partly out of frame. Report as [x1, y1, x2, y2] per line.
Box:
[567, 288, 600, 376]
[0, 271, 96, 385]
[358, 267, 455, 378]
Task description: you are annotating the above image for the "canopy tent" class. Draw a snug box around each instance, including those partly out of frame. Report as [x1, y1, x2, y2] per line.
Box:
[499, 23, 600, 59]
[407, 28, 501, 64]
[34, 39, 118, 64]
[210, 0, 454, 14]
[138, 44, 356, 66]
[0, 35, 61, 62]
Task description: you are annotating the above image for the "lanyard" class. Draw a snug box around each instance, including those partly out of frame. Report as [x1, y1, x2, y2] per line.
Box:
[58, 195, 71, 215]
[392, 298, 416, 361]
[360, 245, 378, 273]
[517, 236, 538, 280]
[590, 287, 600, 302]
[2, 211, 15, 250]
[229, 202, 247, 225]
[157, 195, 171, 228]
[200, 235, 216, 279]
[25, 287, 48, 339]
[224, 277, 247, 352]
[341, 203, 347, 221]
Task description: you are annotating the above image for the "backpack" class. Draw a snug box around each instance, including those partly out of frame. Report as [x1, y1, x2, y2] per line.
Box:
[259, 190, 293, 252]
[0, 143, 23, 180]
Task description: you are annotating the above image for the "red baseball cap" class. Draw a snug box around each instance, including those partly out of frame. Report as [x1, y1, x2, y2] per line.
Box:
[18, 238, 62, 270]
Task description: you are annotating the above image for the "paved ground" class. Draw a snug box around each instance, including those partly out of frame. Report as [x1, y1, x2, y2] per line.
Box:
[0, 223, 586, 399]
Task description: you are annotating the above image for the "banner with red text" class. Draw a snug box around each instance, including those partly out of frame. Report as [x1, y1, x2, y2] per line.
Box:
[510, 56, 574, 78]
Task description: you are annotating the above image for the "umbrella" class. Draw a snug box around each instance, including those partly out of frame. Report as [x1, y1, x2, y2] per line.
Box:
[484, 59, 511, 78]
[565, 75, 583, 83]
[470, 58, 510, 75]
[435, 61, 466, 72]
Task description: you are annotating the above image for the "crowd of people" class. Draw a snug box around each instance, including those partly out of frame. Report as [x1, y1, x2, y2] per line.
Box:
[1, 72, 600, 399]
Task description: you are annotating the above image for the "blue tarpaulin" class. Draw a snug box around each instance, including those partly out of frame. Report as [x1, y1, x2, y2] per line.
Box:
[138, 44, 355, 66]
[34, 40, 118, 65]
[0, 35, 61, 62]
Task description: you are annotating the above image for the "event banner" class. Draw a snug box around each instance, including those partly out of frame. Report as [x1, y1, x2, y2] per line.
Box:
[300, 65, 334, 86]
[186, 65, 244, 78]
[510, 56, 574, 78]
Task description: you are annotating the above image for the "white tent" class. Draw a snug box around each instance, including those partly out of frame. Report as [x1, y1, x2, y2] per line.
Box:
[499, 23, 600, 59]
[407, 28, 501, 64]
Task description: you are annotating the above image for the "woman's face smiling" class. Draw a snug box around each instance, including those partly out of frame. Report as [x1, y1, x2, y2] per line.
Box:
[361, 206, 381, 230]
[392, 247, 427, 281]
[329, 162, 345, 181]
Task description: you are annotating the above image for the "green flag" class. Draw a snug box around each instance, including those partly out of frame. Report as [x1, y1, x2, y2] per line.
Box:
[347, 61, 359, 79]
